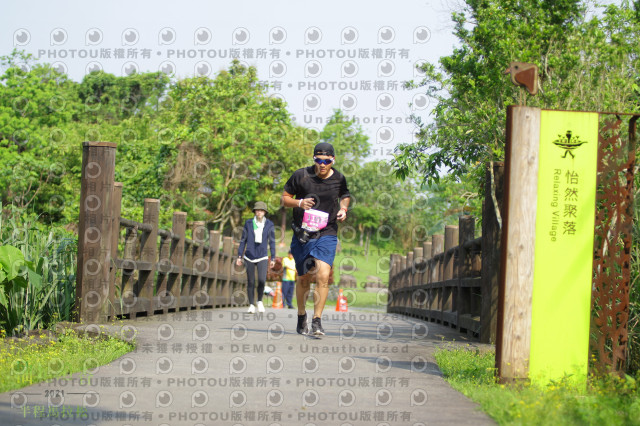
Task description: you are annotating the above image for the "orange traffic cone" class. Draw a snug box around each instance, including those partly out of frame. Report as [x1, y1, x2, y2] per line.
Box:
[272, 281, 283, 309]
[336, 288, 348, 312]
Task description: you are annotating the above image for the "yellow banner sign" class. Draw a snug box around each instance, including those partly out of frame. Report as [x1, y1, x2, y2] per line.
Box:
[529, 110, 598, 385]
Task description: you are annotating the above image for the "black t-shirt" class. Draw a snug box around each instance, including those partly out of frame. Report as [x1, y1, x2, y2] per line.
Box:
[284, 166, 351, 238]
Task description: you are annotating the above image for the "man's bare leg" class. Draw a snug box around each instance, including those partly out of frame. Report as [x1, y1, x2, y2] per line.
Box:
[295, 274, 312, 334]
[296, 275, 311, 316]
[312, 259, 331, 319]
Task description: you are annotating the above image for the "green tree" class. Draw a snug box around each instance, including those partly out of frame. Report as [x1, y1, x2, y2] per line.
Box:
[0, 50, 81, 221]
[160, 60, 305, 231]
[348, 161, 397, 247]
[77, 70, 169, 123]
[318, 109, 370, 162]
[393, 0, 640, 187]
[346, 160, 478, 252]
[350, 205, 380, 258]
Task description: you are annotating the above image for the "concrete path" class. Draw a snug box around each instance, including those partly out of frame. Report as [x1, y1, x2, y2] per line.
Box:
[0, 307, 494, 426]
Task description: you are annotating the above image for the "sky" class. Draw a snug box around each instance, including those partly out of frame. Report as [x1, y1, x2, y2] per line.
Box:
[0, 0, 460, 162]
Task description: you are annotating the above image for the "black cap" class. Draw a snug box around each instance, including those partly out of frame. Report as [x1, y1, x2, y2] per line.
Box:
[313, 142, 335, 157]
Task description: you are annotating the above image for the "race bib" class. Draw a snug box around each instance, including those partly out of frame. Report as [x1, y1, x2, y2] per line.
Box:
[301, 209, 329, 232]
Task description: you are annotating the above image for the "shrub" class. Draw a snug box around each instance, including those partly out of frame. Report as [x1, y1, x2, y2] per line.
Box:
[0, 205, 76, 336]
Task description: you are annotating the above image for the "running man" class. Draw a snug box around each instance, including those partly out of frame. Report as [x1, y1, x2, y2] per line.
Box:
[281, 142, 350, 335]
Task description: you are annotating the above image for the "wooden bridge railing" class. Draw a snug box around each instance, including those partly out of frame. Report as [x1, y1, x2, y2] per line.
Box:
[76, 142, 247, 323]
[387, 163, 504, 343]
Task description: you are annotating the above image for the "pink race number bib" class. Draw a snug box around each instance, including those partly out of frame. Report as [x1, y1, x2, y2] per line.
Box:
[301, 209, 329, 232]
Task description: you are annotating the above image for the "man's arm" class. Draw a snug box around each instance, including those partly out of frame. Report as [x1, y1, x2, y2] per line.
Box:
[282, 191, 315, 210]
[337, 196, 350, 222]
[336, 174, 351, 222]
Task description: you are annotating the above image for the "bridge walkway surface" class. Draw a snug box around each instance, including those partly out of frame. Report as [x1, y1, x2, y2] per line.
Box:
[0, 306, 494, 425]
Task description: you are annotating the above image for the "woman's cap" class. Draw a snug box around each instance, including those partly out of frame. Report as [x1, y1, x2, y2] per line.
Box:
[314, 142, 335, 157]
[253, 201, 268, 213]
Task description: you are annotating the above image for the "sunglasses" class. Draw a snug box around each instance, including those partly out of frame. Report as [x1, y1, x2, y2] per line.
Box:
[314, 157, 334, 165]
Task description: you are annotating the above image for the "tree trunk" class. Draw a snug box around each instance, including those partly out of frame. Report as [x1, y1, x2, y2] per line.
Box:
[364, 228, 371, 260]
[359, 224, 364, 247]
[231, 211, 240, 232]
[218, 217, 228, 235]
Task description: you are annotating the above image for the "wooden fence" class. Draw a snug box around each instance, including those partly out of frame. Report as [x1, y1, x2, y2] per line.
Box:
[387, 163, 504, 343]
[76, 142, 247, 323]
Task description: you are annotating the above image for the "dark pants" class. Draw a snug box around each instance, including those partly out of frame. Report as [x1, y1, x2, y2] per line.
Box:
[246, 259, 268, 305]
[281, 280, 295, 307]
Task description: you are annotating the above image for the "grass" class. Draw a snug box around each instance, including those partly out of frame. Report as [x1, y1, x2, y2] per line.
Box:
[435, 344, 640, 425]
[333, 238, 394, 289]
[0, 327, 134, 393]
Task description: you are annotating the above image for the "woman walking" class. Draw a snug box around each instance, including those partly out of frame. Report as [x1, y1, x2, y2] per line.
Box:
[236, 201, 276, 313]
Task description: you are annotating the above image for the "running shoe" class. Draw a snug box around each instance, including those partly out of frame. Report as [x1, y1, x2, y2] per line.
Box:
[311, 317, 325, 335]
[297, 313, 308, 335]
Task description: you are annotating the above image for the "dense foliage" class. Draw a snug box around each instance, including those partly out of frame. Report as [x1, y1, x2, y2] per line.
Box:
[394, 0, 640, 373]
[0, 50, 475, 245]
[394, 0, 640, 186]
[0, 50, 480, 337]
[0, 206, 76, 335]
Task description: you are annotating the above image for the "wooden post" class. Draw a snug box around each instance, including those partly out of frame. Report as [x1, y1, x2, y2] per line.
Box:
[191, 221, 206, 307]
[135, 199, 159, 316]
[108, 182, 122, 319]
[444, 226, 458, 281]
[423, 239, 433, 316]
[481, 162, 504, 344]
[156, 228, 172, 314]
[181, 230, 194, 308]
[442, 226, 458, 326]
[424, 239, 433, 285]
[156, 199, 173, 315]
[413, 247, 424, 285]
[231, 241, 242, 306]
[431, 235, 444, 281]
[216, 234, 227, 307]
[387, 254, 395, 292]
[400, 255, 407, 288]
[168, 212, 186, 311]
[76, 142, 117, 324]
[412, 247, 424, 312]
[394, 253, 401, 309]
[208, 230, 221, 305]
[221, 236, 233, 306]
[208, 231, 220, 308]
[120, 224, 137, 313]
[391, 253, 399, 310]
[431, 234, 444, 322]
[496, 106, 540, 382]
[406, 251, 413, 309]
[387, 254, 395, 312]
[457, 216, 475, 332]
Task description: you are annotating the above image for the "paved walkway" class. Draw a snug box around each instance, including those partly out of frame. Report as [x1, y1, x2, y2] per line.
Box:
[0, 307, 494, 426]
